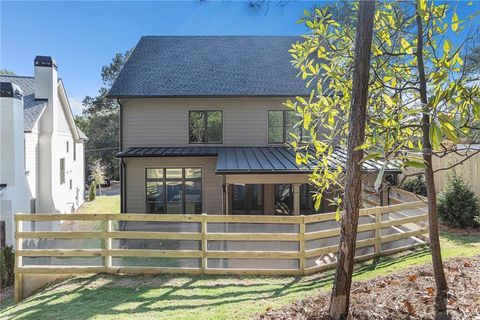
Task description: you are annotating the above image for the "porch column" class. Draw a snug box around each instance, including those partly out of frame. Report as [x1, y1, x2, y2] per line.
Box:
[224, 183, 230, 215]
[293, 184, 301, 215]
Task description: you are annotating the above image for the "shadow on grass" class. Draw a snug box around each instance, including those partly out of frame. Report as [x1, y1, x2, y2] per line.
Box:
[0, 246, 443, 320]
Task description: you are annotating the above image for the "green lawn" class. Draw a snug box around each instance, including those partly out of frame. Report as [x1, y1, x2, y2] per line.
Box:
[75, 196, 120, 214]
[1, 232, 478, 320]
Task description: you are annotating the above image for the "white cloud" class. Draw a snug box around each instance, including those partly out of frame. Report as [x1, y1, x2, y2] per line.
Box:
[69, 97, 84, 116]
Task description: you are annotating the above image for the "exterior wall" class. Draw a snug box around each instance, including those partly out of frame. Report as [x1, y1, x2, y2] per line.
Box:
[121, 97, 293, 148]
[35, 67, 85, 213]
[0, 93, 29, 246]
[25, 131, 39, 210]
[125, 157, 223, 214]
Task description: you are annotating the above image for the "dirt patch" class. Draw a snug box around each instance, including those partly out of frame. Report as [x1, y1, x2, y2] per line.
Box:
[260, 256, 480, 320]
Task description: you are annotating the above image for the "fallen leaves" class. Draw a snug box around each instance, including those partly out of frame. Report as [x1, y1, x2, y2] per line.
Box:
[260, 256, 480, 320]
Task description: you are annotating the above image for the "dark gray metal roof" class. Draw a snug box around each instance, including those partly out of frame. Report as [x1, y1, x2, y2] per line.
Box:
[108, 36, 313, 98]
[0, 76, 47, 131]
[117, 146, 400, 174]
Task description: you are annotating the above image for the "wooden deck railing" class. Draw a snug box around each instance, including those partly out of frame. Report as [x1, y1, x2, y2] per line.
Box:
[14, 197, 428, 302]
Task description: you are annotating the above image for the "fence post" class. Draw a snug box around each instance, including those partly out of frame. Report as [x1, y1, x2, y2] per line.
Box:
[201, 213, 207, 273]
[299, 216, 305, 275]
[105, 217, 112, 270]
[14, 217, 23, 303]
[374, 210, 382, 256]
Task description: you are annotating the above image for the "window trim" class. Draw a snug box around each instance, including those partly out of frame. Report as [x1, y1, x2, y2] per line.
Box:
[268, 110, 307, 145]
[188, 110, 223, 144]
[144, 167, 203, 214]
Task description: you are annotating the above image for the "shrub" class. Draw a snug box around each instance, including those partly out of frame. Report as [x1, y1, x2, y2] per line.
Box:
[88, 182, 97, 201]
[438, 172, 480, 229]
[402, 175, 427, 196]
[0, 246, 15, 288]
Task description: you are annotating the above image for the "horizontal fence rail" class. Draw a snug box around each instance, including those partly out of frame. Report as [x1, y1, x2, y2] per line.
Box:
[14, 191, 429, 302]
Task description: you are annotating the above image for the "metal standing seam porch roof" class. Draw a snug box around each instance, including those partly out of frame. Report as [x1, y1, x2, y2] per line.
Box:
[117, 147, 400, 174]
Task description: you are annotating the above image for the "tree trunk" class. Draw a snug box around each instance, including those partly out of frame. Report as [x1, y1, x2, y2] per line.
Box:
[415, 5, 449, 312]
[328, 1, 375, 319]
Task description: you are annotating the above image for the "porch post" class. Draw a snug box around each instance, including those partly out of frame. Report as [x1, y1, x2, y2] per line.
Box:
[293, 184, 301, 215]
[224, 183, 230, 215]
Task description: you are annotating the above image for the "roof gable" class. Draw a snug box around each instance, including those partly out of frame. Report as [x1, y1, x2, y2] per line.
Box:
[0, 76, 47, 131]
[108, 36, 312, 98]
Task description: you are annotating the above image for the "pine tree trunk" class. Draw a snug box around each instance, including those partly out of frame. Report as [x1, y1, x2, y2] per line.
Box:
[415, 5, 449, 311]
[328, 1, 375, 319]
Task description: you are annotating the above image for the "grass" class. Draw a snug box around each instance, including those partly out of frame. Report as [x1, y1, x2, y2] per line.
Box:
[1, 231, 478, 320]
[75, 195, 120, 214]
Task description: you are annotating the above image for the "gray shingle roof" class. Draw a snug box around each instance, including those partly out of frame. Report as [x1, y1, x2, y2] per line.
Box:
[0, 76, 47, 131]
[108, 36, 312, 98]
[117, 147, 400, 174]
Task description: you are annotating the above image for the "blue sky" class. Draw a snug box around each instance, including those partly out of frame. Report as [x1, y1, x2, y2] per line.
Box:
[1, 1, 478, 115]
[1, 0, 322, 114]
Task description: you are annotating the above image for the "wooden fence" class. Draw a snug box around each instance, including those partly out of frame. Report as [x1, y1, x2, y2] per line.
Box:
[14, 198, 428, 302]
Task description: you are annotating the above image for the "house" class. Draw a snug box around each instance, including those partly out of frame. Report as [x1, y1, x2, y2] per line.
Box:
[108, 36, 398, 216]
[0, 56, 87, 246]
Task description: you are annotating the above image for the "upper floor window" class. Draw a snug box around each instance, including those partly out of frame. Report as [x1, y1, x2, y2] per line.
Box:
[73, 142, 76, 161]
[268, 110, 308, 144]
[189, 111, 222, 144]
[60, 158, 65, 185]
[66, 141, 69, 153]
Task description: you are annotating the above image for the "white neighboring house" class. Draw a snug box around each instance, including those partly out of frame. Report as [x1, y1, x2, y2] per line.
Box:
[0, 56, 87, 246]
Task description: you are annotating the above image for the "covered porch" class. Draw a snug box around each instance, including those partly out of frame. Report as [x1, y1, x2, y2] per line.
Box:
[118, 146, 400, 216]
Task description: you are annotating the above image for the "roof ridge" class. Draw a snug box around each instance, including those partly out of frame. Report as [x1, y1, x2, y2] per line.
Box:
[0, 75, 34, 79]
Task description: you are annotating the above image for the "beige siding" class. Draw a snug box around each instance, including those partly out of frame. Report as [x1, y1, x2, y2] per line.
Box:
[121, 97, 293, 148]
[125, 157, 223, 213]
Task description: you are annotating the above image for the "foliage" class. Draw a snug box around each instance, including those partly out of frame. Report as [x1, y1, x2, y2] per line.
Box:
[438, 171, 479, 228]
[289, 1, 480, 217]
[0, 69, 15, 75]
[0, 246, 15, 288]
[401, 175, 427, 197]
[90, 159, 106, 196]
[88, 182, 97, 202]
[75, 50, 132, 181]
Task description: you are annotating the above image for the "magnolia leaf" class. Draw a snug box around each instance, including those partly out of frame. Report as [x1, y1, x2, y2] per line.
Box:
[335, 207, 341, 221]
[384, 94, 394, 107]
[404, 160, 426, 169]
[374, 164, 386, 192]
[443, 39, 452, 55]
[295, 153, 302, 165]
[452, 12, 459, 32]
[429, 122, 442, 149]
[401, 38, 413, 54]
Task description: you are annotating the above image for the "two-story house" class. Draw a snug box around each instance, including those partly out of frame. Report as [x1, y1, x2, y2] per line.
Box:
[108, 36, 398, 216]
[0, 56, 87, 246]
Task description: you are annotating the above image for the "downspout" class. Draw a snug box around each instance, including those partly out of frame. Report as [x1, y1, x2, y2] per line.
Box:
[118, 99, 126, 214]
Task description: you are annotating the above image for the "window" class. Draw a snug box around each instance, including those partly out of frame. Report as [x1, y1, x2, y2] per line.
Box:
[66, 141, 69, 153]
[231, 184, 264, 215]
[73, 142, 76, 161]
[300, 184, 324, 215]
[69, 179, 73, 190]
[146, 168, 202, 214]
[60, 158, 65, 184]
[274, 184, 293, 215]
[268, 110, 308, 144]
[189, 111, 222, 144]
